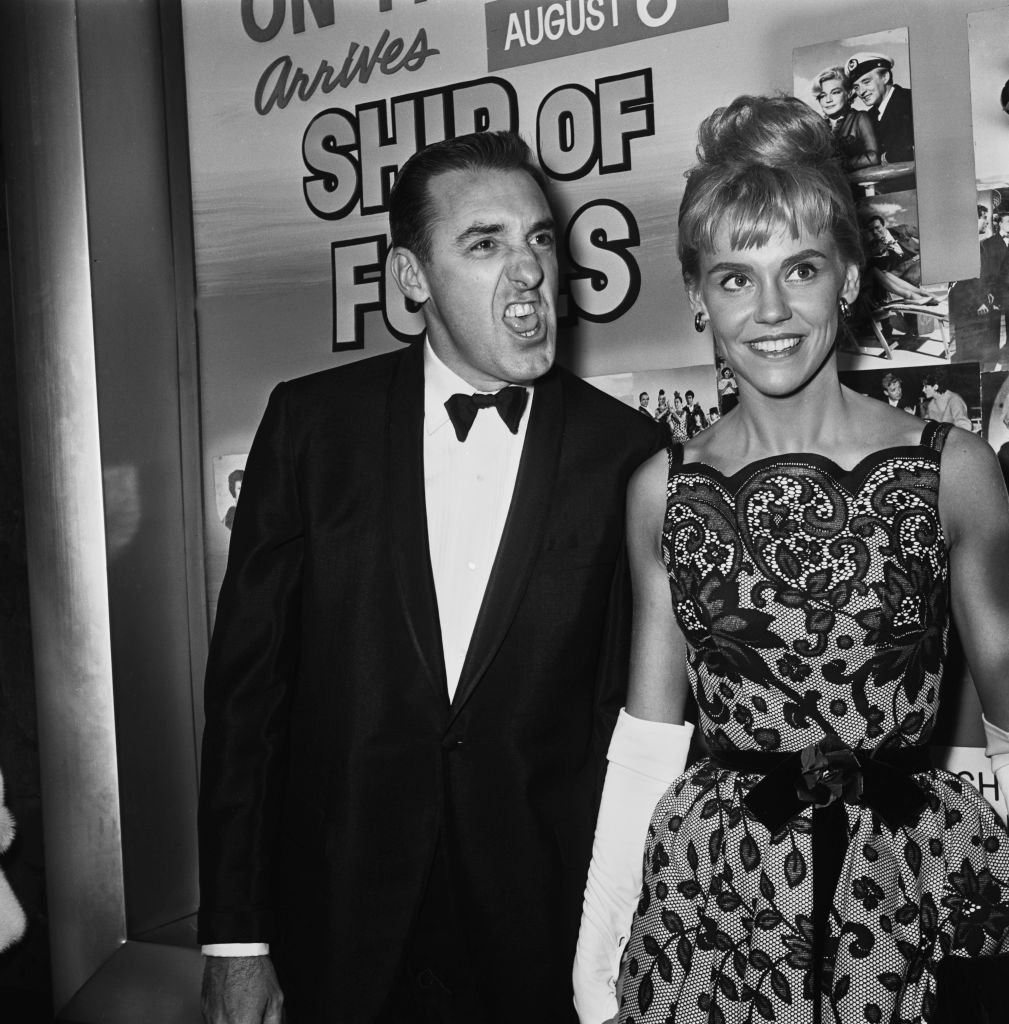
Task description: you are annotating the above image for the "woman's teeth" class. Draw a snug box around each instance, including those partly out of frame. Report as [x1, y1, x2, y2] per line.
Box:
[749, 336, 801, 354]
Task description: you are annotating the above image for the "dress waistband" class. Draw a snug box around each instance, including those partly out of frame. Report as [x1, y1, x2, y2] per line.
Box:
[708, 737, 931, 1024]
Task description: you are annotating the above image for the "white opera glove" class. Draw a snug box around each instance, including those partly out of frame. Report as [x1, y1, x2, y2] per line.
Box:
[0, 766, 26, 953]
[982, 715, 1009, 822]
[572, 709, 694, 1024]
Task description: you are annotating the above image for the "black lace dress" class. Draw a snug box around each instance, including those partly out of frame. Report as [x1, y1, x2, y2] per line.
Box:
[618, 421, 1009, 1024]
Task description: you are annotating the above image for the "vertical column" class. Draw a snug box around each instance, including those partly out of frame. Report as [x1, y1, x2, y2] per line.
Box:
[0, 0, 126, 1009]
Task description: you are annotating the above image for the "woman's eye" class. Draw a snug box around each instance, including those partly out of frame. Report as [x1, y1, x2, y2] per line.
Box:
[788, 263, 817, 281]
[721, 274, 749, 291]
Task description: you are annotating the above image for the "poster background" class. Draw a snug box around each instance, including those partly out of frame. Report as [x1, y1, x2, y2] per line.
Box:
[968, 5, 1009, 191]
[181, 0, 997, 755]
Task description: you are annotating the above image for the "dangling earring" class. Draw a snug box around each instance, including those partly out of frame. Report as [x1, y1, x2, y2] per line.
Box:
[838, 297, 851, 320]
[694, 312, 707, 333]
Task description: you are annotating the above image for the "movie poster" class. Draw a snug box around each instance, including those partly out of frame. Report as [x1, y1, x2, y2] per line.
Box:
[180, 0, 732, 607]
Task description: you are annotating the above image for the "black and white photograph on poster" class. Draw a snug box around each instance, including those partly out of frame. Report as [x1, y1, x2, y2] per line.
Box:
[213, 453, 247, 532]
[586, 364, 720, 443]
[794, 29, 946, 366]
[838, 361, 982, 433]
[981, 370, 1009, 491]
[850, 192, 949, 360]
[950, 188, 1008, 372]
[967, 6, 1009, 195]
[949, 11, 1009, 373]
[793, 28, 917, 197]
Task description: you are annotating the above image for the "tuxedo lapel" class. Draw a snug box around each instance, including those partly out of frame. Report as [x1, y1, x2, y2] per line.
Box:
[386, 342, 448, 702]
[449, 369, 564, 719]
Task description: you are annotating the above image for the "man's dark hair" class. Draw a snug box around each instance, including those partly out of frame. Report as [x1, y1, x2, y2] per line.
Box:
[389, 130, 548, 263]
[685, 390, 695, 401]
[921, 372, 947, 393]
[867, 214, 885, 228]
[228, 468, 244, 497]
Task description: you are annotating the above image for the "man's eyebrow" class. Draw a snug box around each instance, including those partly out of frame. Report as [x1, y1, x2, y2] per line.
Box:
[455, 221, 504, 245]
[454, 218, 556, 247]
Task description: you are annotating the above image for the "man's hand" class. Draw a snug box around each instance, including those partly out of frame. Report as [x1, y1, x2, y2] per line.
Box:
[201, 955, 284, 1024]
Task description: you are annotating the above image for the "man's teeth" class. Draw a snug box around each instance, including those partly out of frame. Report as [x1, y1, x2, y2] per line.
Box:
[749, 337, 801, 353]
[505, 302, 536, 317]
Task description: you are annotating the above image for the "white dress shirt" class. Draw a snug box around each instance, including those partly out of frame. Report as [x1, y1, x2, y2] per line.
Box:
[423, 341, 531, 699]
[203, 340, 532, 958]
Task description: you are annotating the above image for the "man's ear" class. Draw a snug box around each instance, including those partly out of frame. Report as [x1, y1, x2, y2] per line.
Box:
[390, 247, 429, 305]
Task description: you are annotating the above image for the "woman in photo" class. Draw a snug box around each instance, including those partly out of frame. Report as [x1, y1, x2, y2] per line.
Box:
[920, 372, 973, 431]
[812, 65, 879, 172]
[716, 364, 739, 413]
[574, 94, 1009, 1024]
[666, 391, 689, 443]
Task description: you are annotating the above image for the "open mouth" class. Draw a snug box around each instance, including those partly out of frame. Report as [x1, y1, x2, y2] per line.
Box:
[503, 301, 542, 338]
[747, 336, 803, 356]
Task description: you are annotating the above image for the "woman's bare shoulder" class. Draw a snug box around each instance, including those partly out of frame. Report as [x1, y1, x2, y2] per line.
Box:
[844, 390, 924, 449]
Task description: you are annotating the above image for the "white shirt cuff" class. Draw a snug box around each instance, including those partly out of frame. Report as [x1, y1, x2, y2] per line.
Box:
[202, 942, 269, 956]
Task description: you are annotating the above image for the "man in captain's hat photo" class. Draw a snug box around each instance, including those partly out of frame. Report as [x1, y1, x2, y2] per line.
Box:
[847, 51, 915, 170]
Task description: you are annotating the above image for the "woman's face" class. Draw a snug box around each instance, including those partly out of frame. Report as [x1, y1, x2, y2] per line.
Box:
[688, 221, 859, 401]
[674, 395, 683, 411]
[816, 79, 848, 117]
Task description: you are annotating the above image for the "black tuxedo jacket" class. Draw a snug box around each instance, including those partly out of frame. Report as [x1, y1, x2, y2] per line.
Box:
[875, 84, 914, 164]
[197, 342, 661, 1022]
[981, 234, 1009, 307]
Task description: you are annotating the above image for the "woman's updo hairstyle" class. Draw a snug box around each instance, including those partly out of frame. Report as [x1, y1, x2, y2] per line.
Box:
[678, 94, 863, 283]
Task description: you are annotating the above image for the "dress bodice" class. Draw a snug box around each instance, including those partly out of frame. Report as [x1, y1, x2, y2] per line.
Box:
[662, 421, 951, 754]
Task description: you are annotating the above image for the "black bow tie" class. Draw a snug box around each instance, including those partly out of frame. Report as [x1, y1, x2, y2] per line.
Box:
[444, 386, 528, 441]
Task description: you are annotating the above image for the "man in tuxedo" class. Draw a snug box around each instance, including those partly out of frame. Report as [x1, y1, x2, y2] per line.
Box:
[848, 51, 914, 194]
[198, 131, 660, 1024]
[880, 372, 916, 414]
[980, 211, 1009, 354]
[683, 389, 708, 438]
[951, 212, 1006, 369]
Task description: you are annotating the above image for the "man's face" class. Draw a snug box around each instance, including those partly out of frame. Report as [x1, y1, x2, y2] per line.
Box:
[869, 219, 888, 242]
[1000, 217, 1009, 239]
[980, 212, 989, 236]
[394, 167, 557, 391]
[855, 69, 890, 109]
[685, 392, 695, 406]
[922, 383, 937, 399]
[639, 393, 649, 407]
[884, 379, 902, 402]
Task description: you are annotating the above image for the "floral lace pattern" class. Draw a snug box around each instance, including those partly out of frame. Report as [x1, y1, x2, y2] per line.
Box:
[618, 425, 1009, 1024]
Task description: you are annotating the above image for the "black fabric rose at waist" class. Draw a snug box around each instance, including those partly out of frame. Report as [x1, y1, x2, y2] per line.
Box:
[708, 736, 931, 1024]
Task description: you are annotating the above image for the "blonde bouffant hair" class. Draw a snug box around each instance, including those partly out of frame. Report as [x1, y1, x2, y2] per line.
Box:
[677, 95, 864, 283]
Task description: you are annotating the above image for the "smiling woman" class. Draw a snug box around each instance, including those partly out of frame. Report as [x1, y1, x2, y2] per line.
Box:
[574, 95, 1009, 1024]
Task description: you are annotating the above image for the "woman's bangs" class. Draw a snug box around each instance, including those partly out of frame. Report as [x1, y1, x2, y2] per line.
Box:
[713, 171, 834, 253]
